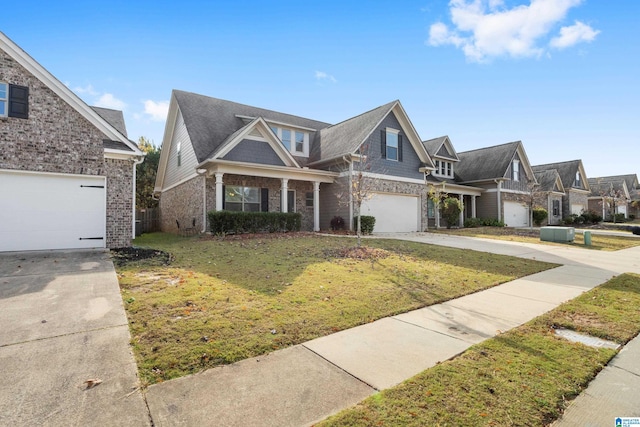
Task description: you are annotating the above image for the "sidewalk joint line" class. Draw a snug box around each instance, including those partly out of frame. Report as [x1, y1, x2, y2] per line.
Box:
[390, 317, 476, 343]
[300, 345, 380, 392]
[0, 323, 130, 348]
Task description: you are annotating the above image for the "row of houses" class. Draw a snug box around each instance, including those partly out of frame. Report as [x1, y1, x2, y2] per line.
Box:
[1, 31, 637, 252]
[152, 90, 639, 233]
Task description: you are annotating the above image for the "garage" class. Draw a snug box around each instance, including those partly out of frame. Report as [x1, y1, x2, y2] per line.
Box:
[0, 170, 106, 252]
[503, 201, 529, 227]
[360, 193, 420, 233]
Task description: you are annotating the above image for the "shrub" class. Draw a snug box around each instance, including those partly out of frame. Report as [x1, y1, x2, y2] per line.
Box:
[464, 217, 505, 228]
[354, 215, 375, 235]
[464, 218, 483, 228]
[574, 215, 585, 225]
[613, 213, 627, 223]
[208, 211, 301, 234]
[532, 208, 548, 226]
[582, 210, 602, 224]
[630, 214, 636, 220]
[563, 215, 575, 225]
[442, 197, 463, 229]
[330, 216, 345, 230]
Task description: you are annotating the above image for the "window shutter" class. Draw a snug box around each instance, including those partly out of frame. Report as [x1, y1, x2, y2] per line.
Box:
[261, 188, 269, 212]
[380, 130, 386, 159]
[8, 84, 28, 119]
[398, 134, 403, 162]
[222, 185, 226, 210]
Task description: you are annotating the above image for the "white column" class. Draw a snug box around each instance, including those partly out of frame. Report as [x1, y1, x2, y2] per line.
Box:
[472, 195, 477, 217]
[281, 178, 289, 212]
[459, 194, 464, 227]
[215, 173, 224, 211]
[313, 182, 320, 232]
[496, 181, 502, 221]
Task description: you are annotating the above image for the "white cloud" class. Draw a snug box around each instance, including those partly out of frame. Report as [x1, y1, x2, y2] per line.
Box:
[95, 93, 126, 110]
[315, 71, 337, 83]
[73, 84, 99, 96]
[550, 20, 600, 49]
[143, 100, 169, 122]
[427, 0, 598, 62]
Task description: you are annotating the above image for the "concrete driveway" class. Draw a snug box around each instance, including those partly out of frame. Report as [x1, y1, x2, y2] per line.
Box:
[0, 250, 149, 426]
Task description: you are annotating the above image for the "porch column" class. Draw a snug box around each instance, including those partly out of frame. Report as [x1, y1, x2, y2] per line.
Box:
[313, 182, 320, 232]
[459, 194, 464, 227]
[472, 195, 477, 217]
[215, 173, 224, 211]
[281, 178, 289, 212]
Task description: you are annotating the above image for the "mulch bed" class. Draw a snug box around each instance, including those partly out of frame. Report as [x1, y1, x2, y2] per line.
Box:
[110, 247, 173, 266]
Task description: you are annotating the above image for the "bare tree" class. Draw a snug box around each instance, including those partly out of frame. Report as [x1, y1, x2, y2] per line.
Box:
[598, 182, 627, 223]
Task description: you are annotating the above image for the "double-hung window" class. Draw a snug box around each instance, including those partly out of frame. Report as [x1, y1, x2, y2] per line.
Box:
[225, 186, 261, 212]
[575, 172, 582, 188]
[0, 82, 7, 117]
[512, 160, 520, 182]
[281, 129, 291, 151]
[294, 131, 304, 153]
[386, 129, 399, 161]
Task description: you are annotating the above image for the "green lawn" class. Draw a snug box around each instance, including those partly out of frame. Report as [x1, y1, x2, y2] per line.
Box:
[433, 226, 640, 251]
[115, 232, 555, 385]
[319, 273, 640, 427]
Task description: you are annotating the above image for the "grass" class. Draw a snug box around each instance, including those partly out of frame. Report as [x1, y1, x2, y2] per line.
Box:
[115, 232, 555, 385]
[318, 273, 640, 427]
[433, 226, 640, 251]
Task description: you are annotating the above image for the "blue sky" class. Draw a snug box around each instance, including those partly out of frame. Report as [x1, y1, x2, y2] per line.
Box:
[3, 0, 638, 177]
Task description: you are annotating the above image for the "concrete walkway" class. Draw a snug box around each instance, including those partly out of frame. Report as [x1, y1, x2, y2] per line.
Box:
[0, 250, 149, 426]
[145, 234, 640, 426]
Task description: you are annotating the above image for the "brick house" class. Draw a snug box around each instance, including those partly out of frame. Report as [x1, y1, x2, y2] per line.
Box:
[0, 32, 143, 251]
[588, 174, 638, 220]
[154, 91, 438, 233]
[532, 160, 590, 219]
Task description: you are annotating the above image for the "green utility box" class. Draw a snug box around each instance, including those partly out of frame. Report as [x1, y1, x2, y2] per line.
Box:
[540, 226, 575, 242]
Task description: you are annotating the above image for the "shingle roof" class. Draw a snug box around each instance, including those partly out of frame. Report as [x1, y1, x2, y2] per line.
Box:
[312, 101, 397, 162]
[91, 106, 128, 138]
[102, 139, 134, 152]
[173, 90, 331, 164]
[532, 160, 583, 190]
[455, 141, 521, 183]
[534, 169, 563, 192]
[422, 136, 448, 156]
[588, 177, 628, 197]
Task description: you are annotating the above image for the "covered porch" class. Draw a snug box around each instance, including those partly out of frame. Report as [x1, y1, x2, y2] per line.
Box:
[426, 182, 483, 229]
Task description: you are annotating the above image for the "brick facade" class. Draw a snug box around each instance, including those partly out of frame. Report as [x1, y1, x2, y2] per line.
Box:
[159, 176, 205, 233]
[1, 47, 135, 248]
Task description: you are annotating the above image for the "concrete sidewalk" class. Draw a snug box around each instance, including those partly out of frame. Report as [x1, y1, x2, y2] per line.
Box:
[0, 250, 149, 427]
[145, 232, 640, 426]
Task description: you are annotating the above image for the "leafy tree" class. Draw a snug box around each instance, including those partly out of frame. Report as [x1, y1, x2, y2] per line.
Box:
[136, 136, 161, 209]
[442, 197, 463, 229]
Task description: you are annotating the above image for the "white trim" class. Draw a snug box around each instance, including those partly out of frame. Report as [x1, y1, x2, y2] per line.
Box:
[0, 168, 104, 180]
[158, 172, 200, 193]
[385, 127, 400, 134]
[338, 170, 425, 185]
[104, 150, 138, 160]
[0, 32, 141, 155]
[201, 159, 337, 183]
[235, 114, 317, 132]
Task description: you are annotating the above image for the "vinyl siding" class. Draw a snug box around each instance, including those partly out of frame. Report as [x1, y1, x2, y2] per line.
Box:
[475, 191, 498, 219]
[164, 109, 199, 189]
[223, 139, 286, 166]
[320, 176, 350, 230]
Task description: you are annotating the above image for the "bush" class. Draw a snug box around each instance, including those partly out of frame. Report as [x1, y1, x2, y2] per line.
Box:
[563, 215, 575, 225]
[532, 208, 548, 226]
[330, 216, 345, 230]
[208, 211, 301, 234]
[574, 215, 585, 225]
[582, 210, 602, 224]
[442, 197, 463, 229]
[614, 213, 627, 223]
[464, 217, 505, 228]
[354, 215, 375, 235]
[464, 218, 483, 228]
[630, 214, 636, 220]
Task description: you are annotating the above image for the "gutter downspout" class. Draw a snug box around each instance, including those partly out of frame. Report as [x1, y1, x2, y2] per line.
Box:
[132, 156, 145, 239]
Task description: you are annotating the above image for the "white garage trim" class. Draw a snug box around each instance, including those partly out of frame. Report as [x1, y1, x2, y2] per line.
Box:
[360, 192, 420, 233]
[503, 201, 529, 227]
[0, 169, 106, 252]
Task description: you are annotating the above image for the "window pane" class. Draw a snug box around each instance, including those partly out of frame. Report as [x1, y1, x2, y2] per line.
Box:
[0, 101, 6, 116]
[386, 146, 398, 161]
[306, 192, 314, 207]
[0, 83, 7, 99]
[386, 131, 398, 148]
[244, 202, 261, 212]
[226, 202, 242, 211]
[281, 129, 291, 150]
[244, 187, 260, 203]
[226, 186, 243, 203]
[270, 126, 278, 135]
[295, 131, 304, 152]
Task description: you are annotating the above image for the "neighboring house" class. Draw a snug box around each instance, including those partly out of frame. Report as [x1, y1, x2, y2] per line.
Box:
[587, 175, 634, 220]
[532, 160, 590, 218]
[532, 169, 565, 225]
[422, 136, 483, 228]
[154, 90, 437, 233]
[0, 32, 143, 252]
[454, 141, 538, 227]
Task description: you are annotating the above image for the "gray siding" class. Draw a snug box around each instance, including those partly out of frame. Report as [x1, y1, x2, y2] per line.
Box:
[476, 191, 498, 219]
[320, 177, 350, 230]
[223, 139, 286, 166]
[164, 109, 199, 188]
[364, 112, 424, 180]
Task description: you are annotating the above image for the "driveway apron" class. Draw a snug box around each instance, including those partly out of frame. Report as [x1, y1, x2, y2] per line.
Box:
[0, 250, 149, 427]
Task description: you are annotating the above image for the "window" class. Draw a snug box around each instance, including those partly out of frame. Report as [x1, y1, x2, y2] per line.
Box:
[294, 131, 304, 153]
[512, 160, 520, 182]
[553, 200, 560, 216]
[0, 82, 7, 117]
[176, 141, 182, 166]
[575, 171, 582, 188]
[287, 190, 296, 212]
[225, 186, 261, 212]
[270, 125, 308, 156]
[281, 129, 291, 151]
[305, 191, 314, 207]
[386, 129, 399, 161]
[427, 199, 435, 218]
[434, 160, 453, 178]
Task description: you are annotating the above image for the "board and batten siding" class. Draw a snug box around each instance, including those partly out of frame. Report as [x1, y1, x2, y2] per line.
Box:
[163, 109, 199, 189]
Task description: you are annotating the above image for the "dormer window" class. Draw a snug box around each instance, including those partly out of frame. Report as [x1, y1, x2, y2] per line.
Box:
[270, 126, 309, 157]
[512, 160, 520, 182]
[434, 159, 454, 178]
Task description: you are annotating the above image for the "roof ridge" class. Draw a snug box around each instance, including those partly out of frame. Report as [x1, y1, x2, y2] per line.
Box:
[323, 100, 397, 130]
[457, 140, 520, 155]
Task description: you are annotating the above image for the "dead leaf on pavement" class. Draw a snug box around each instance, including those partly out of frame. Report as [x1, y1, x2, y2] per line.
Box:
[84, 378, 103, 389]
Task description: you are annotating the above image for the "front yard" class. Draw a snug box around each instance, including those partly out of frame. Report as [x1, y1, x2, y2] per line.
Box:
[115, 233, 556, 385]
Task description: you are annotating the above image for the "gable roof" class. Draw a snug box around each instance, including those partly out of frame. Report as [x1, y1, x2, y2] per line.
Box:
[422, 136, 459, 161]
[172, 90, 330, 164]
[91, 106, 128, 137]
[455, 141, 531, 183]
[534, 169, 565, 193]
[532, 160, 589, 191]
[588, 176, 630, 199]
[311, 100, 434, 167]
[0, 32, 141, 157]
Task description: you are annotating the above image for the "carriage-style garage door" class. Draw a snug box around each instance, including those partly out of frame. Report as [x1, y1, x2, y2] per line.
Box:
[503, 201, 529, 227]
[0, 170, 106, 252]
[360, 193, 420, 233]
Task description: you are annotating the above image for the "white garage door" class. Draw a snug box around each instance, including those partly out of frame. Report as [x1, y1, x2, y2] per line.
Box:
[360, 193, 419, 233]
[503, 201, 529, 227]
[0, 170, 106, 252]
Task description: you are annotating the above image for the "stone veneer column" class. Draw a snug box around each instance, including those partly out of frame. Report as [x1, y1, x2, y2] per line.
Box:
[313, 182, 320, 232]
[215, 173, 224, 211]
